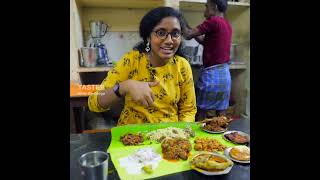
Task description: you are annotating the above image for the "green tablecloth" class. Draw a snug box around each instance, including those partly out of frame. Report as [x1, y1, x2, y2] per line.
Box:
[107, 122, 236, 180]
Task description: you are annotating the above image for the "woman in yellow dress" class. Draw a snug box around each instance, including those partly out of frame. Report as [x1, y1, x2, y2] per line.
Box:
[88, 7, 197, 126]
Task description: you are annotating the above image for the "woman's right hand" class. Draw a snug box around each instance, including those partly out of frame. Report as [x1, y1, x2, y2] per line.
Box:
[120, 80, 160, 107]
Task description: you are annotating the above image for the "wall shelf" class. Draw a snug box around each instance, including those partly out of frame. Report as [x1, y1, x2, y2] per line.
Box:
[229, 63, 247, 69]
[179, 0, 250, 12]
[77, 0, 165, 8]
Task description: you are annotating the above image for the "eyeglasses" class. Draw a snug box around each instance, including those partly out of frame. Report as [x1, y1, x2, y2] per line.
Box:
[152, 29, 182, 40]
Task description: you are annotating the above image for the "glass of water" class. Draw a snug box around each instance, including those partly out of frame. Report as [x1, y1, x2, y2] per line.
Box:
[79, 151, 109, 180]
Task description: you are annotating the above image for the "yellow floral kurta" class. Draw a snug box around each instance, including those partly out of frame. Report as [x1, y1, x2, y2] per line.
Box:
[88, 50, 197, 125]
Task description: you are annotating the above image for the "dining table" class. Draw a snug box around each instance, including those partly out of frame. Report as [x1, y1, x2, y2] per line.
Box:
[70, 118, 250, 180]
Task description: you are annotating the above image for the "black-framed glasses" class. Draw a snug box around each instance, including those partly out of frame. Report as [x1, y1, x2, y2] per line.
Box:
[152, 29, 182, 40]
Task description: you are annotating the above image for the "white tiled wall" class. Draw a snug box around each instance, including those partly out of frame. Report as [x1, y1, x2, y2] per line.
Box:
[85, 32, 205, 62]
[86, 32, 142, 61]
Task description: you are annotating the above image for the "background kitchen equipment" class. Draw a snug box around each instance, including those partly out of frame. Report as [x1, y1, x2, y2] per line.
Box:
[89, 20, 112, 66]
[182, 45, 202, 65]
[230, 43, 238, 61]
[80, 47, 98, 67]
[187, 55, 202, 65]
[230, 43, 246, 64]
[183, 45, 199, 56]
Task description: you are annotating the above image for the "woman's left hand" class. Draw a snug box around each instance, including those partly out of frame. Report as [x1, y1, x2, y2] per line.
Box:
[120, 80, 160, 107]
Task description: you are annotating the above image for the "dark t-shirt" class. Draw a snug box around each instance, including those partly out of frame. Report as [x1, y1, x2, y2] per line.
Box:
[197, 16, 232, 67]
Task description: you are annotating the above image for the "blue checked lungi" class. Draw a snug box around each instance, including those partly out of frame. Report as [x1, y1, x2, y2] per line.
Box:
[195, 63, 231, 110]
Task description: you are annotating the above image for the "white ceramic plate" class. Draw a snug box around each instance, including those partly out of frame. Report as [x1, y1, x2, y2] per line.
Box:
[201, 123, 227, 134]
[190, 152, 234, 175]
[223, 131, 250, 145]
[224, 147, 250, 164]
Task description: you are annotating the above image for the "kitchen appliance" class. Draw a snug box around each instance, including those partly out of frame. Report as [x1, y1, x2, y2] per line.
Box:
[230, 43, 239, 62]
[187, 55, 202, 65]
[80, 47, 98, 67]
[183, 45, 202, 65]
[89, 20, 111, 66]
[184, 45, 199, 56]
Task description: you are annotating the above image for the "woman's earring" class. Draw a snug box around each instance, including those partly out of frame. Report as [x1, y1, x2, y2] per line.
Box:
[145, 41, 150, 52]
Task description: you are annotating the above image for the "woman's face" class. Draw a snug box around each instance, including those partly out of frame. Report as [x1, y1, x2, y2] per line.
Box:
[150, 16, 181, 62]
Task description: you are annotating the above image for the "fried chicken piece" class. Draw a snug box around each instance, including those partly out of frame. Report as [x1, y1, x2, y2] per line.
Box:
[203, 117, 231, 132]
[161, 139, 191, 160]
[178, 150, 188, 160]
[194, 138, 226, 152]
[194, 143, 202, 151]
[163, 146, 179, 160]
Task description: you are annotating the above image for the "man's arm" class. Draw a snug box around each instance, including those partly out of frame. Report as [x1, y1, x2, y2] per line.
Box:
[194, 35, 205, 44]
[183, 26, 205, 44]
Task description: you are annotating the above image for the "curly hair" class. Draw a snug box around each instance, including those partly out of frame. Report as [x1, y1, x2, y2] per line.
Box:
[133, 7, 186, 58]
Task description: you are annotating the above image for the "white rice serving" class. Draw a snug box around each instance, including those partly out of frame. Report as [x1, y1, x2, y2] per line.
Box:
[146, 127, 191, 142]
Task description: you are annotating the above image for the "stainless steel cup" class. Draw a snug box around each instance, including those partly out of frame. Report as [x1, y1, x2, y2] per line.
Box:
[79, 151, 109, 180]
[230, 43, 238, 62]
[80, 47, 98, 67]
